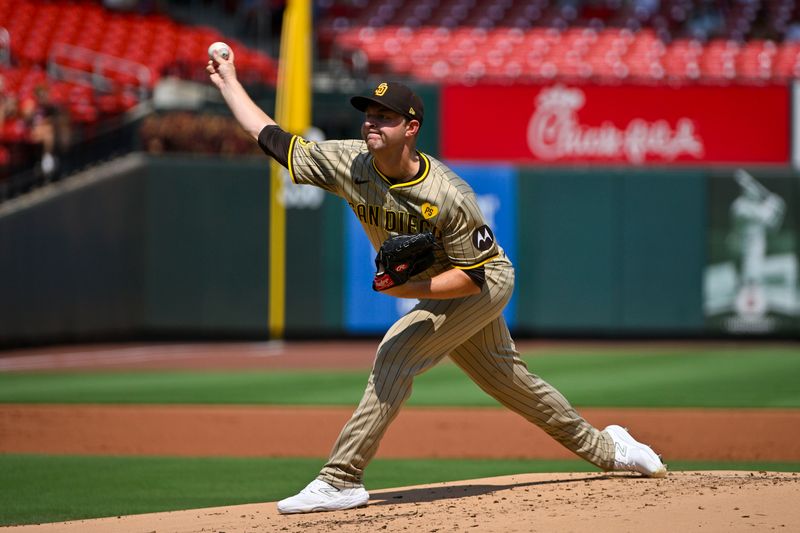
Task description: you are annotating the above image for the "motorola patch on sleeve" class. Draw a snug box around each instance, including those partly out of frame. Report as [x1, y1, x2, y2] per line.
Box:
[472, 225, 495, 251]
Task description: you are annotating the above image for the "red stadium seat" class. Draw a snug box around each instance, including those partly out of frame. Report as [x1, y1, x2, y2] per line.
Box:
[698, 39, 739, 81]
[736, 39, 776, 81]
[661, 38, 702, 80]
[0, 0, 276, 97]
[317, 0, 800, 84]
[774, 42, 800, 80]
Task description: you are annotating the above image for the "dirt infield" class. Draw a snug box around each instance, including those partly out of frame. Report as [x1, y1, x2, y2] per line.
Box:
[6, 472, 800, 532]
[2, 341, 799, 531]
[2, 404, 800, 461]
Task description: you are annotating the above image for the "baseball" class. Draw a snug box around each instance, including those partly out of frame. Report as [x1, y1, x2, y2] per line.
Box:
[208, 41, 231, 61]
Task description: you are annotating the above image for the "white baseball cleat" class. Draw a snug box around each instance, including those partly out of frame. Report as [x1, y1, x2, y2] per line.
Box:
[605, 425, 667, 478]
[277, 479, 369, 514]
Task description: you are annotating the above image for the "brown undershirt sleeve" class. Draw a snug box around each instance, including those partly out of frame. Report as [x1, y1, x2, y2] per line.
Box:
[257, 125, 293, 168]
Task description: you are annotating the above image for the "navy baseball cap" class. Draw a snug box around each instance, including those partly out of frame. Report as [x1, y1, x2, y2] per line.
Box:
[351, 81, 424, 124]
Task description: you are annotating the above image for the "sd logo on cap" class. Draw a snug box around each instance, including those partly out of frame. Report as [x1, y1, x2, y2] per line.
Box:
[351, 81, 424, 125]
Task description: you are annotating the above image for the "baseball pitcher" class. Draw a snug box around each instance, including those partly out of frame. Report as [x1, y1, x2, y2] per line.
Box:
[207, 47, 666, 515]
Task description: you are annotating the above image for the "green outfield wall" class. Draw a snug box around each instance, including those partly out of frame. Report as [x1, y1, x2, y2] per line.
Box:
[0, 154, 344, 345]
[514, 168, 707, 335]
[1, 157, 798, 346]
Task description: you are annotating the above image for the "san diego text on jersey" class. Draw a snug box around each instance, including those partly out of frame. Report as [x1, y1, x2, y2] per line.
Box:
[347, 201, 437, 235]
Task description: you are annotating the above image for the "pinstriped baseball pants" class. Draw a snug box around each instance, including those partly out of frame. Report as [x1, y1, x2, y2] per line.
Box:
[318, 261, 616, 488]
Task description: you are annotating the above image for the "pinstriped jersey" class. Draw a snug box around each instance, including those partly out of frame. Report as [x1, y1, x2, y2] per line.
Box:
[287, 137, 511, 278]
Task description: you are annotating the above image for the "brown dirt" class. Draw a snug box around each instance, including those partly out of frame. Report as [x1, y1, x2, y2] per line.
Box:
[2, 404, 800, 461]
[5, 472, 800, 533]
[1, 341, 799, 531]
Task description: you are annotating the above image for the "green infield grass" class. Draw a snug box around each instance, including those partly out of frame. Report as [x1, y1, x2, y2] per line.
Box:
[0, 348, 798, 407]
[1, 454, 798, 526]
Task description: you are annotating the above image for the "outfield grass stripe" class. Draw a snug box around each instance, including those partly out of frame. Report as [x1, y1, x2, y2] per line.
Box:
[0, 349, 798, 408]
[2, 454, 798, 526]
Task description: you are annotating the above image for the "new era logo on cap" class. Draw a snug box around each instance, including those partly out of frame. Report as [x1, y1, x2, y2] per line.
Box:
[351, 81, 424, 125]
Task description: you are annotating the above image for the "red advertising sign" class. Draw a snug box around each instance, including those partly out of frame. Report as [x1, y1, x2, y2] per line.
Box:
[441, 84, 789, 164]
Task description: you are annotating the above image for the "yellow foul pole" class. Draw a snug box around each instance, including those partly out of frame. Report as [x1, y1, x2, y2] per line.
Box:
[270, 0, 311, 338]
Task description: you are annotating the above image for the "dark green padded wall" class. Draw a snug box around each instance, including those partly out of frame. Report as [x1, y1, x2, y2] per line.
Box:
[0, 166, 147, 342]
[516, 169, 706, 334]
[141, 157, 269, 334]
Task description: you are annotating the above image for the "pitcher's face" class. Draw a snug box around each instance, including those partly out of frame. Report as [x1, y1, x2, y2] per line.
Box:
[361, 104, 417, 152]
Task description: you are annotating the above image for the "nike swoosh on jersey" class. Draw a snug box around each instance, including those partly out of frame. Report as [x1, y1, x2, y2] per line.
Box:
[354, 178, 370, 184]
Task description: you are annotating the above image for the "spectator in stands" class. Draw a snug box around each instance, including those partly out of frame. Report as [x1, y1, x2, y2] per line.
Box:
[103, 0, 139, 11]
[36, 85, 72, 160]
[1, 97, 27, 146]
[0, 73, 5, 117]
[0, 95, 41, 181]
[0, 74, 8, 180]
[785, 22, 800, 41]
[631, 0, 660, 22]
[686, 0, 725, 40]
[0, 75, 15, 136]
[19, 90, 63, 179]
[103, 0, 165, 13]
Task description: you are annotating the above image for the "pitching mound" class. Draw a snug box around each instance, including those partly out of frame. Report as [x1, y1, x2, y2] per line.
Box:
[8, 471, 799, 532]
